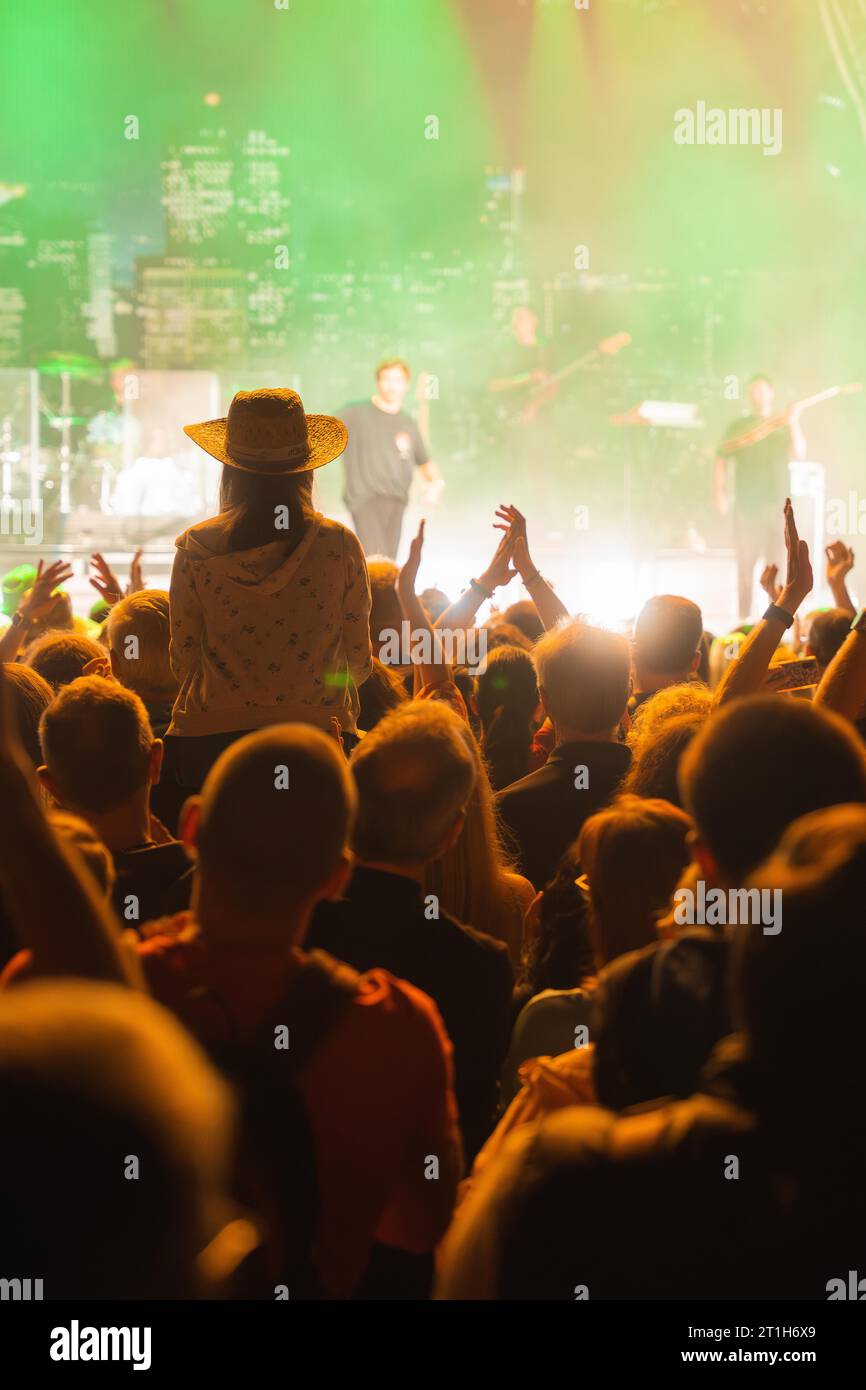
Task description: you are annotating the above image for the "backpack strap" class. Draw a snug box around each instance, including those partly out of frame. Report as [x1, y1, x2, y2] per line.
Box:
[254, 948, 361, 1074]
[182, 948, 361, 1075]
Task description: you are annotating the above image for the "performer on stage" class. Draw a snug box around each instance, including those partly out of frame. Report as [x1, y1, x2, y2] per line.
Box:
[338, 358, 442, 560]
[715, 374, 807, 620]
[487, 305, 550, 408]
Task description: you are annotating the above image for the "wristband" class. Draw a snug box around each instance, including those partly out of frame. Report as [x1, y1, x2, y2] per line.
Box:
[469, 577, 493, 600]
[763, 602, 795, 629]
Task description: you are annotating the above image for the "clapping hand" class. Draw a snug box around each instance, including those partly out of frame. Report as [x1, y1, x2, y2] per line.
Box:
[494, 503, 532, 580]
[759, 563, 781, 603]
[825, 539, 855, 588]
[89, 553, 124, 607]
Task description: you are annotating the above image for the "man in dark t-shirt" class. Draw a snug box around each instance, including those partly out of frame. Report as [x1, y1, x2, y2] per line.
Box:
[714, 374, 806, 621]
[339, 358, 442, 560]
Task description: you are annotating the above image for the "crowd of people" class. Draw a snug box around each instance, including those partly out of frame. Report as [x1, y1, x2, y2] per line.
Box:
[1, 385, 865, 1301]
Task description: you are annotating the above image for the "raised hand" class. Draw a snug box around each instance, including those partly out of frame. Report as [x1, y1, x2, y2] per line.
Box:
[779, 498, 813, 614]
[398, 519, 425, 600]
[89, 552, 124, 607]
[482, 530, 518, 591]
[759, 563, 781, 602]
[825, 539, 855, 587]
[494, 503, 532, 580]
[128, 547, 145, 594]
[20, 558, 73, 623]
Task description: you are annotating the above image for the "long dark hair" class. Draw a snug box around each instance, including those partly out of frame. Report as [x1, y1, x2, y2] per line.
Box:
[476, 645, 539, 791]
[219, 465, 315, 554]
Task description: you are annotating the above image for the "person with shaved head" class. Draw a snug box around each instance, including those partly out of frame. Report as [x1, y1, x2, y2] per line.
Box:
[138, 720, 460, 1299]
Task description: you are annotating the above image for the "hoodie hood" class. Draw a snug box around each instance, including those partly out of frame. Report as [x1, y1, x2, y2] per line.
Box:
[176, 510, 324, 597]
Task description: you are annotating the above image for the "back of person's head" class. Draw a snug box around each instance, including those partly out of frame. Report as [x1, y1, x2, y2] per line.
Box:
[39, 675, 156, 814]
[2, 661, 52, 769]
[680, 696, 866, 882]
[367, 558, 403, 653]
[806, 608, 851, 672]
[628, 681, 713, 753]
[357, 655, 409, 732]
[503, 601, 545, 645]
[21, 587, 74, 640]
[26, 630, 104, 690]
[519, 841, 596, 993]
[350, 700, 476, 868]
[0, 981, 233, 1299]
[476, 645, 539, 791]
[484, 621, 534, 654]
[623, 711, 707, 807]
[634, 595, 703, 677]
[420, 587, 450, 623]
[577, 795, 692, 964]
[733, 803, 866, 1117]
[107, 589, 177, 702]
[218, 463, 314, 553]
[533, 620, 630, 736]
[190, 723, 356, 932]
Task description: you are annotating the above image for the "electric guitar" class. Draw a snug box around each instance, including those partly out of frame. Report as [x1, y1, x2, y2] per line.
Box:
[719, 382, 862, 455]
[511, 331, 632, 424]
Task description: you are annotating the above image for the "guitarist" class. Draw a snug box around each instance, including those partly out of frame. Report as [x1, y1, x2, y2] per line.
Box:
[488, 305, 551, 405]
[714, 374, 807, 621]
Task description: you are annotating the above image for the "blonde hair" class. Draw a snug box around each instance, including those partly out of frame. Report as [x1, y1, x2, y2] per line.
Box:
[424, 725, 521, 950]
[107, 590, 177, 703]
[534, 620, 630, 734]
[626, 681, 712, 762]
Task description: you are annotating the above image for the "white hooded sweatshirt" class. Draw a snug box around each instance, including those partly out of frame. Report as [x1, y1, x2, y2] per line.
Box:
[167, 511, 372, 736]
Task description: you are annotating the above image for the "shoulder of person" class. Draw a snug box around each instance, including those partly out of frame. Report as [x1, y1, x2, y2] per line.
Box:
[444, 911, 514, 971]
[496, 762, 548, 807]
[351, 965, 454, 1057]
[314, 514, 365, 560]
[502, 869, 535, 910]
[174, 512, 230, 555]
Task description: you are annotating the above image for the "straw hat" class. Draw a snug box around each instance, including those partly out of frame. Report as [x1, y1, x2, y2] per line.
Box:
[184, 388, 347, 476]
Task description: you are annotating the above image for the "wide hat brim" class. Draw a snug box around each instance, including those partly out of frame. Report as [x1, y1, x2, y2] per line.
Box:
[183, 412, 347, 475]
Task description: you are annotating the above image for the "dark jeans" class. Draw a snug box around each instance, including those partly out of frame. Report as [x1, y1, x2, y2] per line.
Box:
[152, 727, 362, 836]
[152, 731, 252, 836]
[351, 497, 406, 560]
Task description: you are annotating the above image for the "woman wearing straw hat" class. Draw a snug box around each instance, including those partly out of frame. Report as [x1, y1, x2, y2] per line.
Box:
[159, 388, 372, 810]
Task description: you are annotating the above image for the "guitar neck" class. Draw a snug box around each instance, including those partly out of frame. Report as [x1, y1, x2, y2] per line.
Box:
[547, 348, 601, 387]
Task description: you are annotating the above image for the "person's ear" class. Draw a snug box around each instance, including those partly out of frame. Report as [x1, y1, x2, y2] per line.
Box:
[321, 848, 354, 902]
[37, 765, 62, 803]
[178, 796, 203, 857]
[689, 830, 721, 885]
[149, 738, 164, 786]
